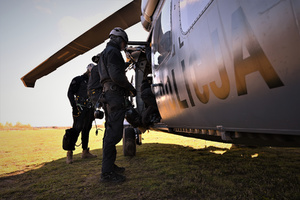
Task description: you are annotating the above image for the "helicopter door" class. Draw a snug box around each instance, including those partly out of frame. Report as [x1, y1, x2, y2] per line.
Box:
[152, 0, 172, 69]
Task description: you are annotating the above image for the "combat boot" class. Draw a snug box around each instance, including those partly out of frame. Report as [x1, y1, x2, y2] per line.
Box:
[66, 151, 73, 164]
[114, 164, 125, 173]
[82, 148, 97, 159]
[100, 171, 126, 183]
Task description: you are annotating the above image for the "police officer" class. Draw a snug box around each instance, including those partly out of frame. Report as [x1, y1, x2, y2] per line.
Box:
[66, 64, 97, 164]
[87, 55, 105, 121]
[141, 76, 161, 127]
[98, 27, 136, 182]
[88, 55, 103, 108]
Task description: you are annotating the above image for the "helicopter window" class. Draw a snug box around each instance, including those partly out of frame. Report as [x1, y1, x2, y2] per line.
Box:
[152, 0, 172, 67]
[179, 0, 213, 34]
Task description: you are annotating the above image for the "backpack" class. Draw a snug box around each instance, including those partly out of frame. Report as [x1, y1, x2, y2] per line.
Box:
[62, 128, 76, 150]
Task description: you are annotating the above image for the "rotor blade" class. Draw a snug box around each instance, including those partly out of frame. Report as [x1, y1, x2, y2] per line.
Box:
[21, 0, 141, 88]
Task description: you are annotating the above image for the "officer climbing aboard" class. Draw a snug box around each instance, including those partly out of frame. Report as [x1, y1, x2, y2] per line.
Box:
[65, 64, 97, 164]
[98, 27, 136, 182]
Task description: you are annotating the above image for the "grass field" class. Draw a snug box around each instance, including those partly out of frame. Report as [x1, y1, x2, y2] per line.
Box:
[1, 128, 300, 199]
[0, 128, 229, 176]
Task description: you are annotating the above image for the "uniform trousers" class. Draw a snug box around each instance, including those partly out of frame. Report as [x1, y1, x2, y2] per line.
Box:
[101, 90, 126, 173]
[72, 106, 94, 150]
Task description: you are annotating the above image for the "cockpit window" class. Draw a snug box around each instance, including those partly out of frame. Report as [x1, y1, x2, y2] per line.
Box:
[179, 0, 213, 34]
[152, 0, 172, 67]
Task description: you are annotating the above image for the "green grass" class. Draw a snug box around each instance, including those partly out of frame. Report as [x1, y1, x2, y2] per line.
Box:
[0, 128, 229, 176]
[0, 129, 300, 199]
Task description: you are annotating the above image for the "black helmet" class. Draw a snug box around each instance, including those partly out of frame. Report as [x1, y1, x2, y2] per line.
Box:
[92, 53, 101, 63]
[109, 27, 128, 43]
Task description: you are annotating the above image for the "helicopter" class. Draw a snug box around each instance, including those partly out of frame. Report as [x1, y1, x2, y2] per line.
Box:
[21, 0, 300, 155]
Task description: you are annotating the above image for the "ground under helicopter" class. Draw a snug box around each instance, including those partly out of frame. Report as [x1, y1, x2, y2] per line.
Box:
[21, 0, 300, 155]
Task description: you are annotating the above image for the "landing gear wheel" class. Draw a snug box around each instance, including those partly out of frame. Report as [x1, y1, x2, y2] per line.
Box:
[123, 127, 136, 156]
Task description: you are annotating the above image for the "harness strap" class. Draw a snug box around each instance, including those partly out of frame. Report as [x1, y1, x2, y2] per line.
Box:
[103, 82, 124, 93]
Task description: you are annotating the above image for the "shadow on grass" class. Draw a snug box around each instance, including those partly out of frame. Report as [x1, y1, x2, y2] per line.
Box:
[1, 144, 300, 200]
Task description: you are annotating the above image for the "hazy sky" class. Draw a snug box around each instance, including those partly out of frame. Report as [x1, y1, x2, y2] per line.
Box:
[0, 0, 148, 127]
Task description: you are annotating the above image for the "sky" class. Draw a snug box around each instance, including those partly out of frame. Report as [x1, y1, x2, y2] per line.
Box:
[0, 0, 149, 127]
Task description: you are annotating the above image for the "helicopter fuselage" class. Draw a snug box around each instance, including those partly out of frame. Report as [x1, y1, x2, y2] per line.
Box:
[147, 0, 300, 145]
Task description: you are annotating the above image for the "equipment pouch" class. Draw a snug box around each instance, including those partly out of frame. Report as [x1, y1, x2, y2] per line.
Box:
[62, 128, 76, 150]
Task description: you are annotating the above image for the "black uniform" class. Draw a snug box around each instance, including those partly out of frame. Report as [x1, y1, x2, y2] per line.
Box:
[141, 79, 161, 127]
[98, 41, 136, 174]
[87, 64, 103, 107]
[67, 73, 94, 150]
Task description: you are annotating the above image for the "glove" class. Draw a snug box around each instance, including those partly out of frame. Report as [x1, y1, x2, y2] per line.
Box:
[130, 89, 137, 97]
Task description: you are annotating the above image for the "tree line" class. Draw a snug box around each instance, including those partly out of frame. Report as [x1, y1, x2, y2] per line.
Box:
[0, 122, 32, 130]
